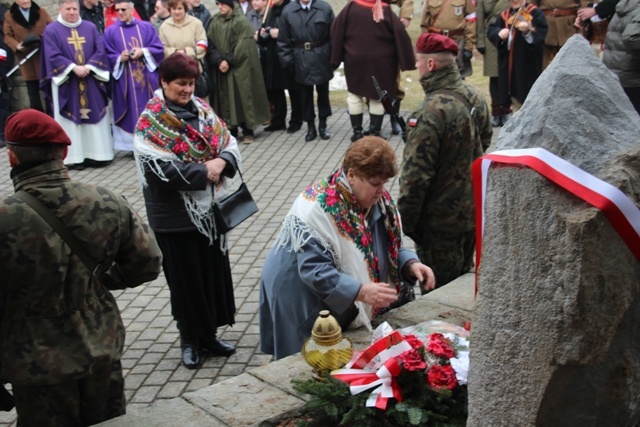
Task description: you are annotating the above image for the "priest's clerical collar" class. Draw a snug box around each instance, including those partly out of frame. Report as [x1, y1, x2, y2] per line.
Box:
[58, 14, 83, 27]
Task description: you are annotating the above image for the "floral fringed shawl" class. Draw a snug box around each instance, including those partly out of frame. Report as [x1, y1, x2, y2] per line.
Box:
[134, 90, 241, 246]
[275, 168, 403, 330]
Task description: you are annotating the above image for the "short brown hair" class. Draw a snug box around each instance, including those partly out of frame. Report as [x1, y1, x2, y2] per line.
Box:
[342, 136, 398, 180]
[167, 0, 187, 9]
[158, 52, 199, 83]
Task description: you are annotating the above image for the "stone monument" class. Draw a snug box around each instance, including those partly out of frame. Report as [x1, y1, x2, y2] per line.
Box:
[467, 35, 640, 426]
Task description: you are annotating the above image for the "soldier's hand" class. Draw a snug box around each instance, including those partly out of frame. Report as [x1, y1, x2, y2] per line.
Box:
[409, 262, 436, 292]
[498, 28, 510, 40]
[219, 60, 229, 73]
[401, 17, 410, 27]
[269, 28, 279, 38]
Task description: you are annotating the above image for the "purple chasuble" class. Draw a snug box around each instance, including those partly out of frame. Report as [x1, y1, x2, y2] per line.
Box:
[104, 19, 164, 133]
[40, 21, 110, 124]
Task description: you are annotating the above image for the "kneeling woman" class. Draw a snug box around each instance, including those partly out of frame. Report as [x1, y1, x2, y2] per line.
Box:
[259, 137, 436, 360]
[134, 53, 240, 369]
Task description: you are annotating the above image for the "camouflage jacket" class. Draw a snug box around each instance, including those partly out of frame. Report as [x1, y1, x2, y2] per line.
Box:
[0, 161, 163, 386]
[398, 64, 492, 244]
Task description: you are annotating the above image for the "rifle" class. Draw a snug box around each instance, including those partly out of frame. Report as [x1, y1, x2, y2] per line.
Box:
[372, 75, 407, 142]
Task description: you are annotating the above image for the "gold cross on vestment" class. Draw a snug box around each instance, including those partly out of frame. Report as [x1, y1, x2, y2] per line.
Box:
[67, 29, 86, 51]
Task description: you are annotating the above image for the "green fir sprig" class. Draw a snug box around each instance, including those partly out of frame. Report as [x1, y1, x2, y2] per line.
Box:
[291, 372, 467, 427]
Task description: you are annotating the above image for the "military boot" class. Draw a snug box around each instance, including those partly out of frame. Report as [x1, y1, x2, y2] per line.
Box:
[365, 114, 384, 137]
[350, 114, 364, 142]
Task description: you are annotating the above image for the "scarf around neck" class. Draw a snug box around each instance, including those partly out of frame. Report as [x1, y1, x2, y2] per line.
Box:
[275, 168, 403, 328]
[134, 89, 241, 246]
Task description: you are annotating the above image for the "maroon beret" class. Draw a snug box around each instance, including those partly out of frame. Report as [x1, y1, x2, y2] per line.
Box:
[5, 109, 71, 146]
[416, 33, 459, 56]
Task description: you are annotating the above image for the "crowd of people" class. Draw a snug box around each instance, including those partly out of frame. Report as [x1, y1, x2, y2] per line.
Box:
[1, 0, 638, 151]
[0, 0, 639, 424]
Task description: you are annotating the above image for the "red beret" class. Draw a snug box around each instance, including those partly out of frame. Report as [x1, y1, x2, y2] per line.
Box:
[416, 33, 459, 56]
[5, 109, 71, 146]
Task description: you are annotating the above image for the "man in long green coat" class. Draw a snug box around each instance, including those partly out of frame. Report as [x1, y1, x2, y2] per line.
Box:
[206, 0, 270, 143]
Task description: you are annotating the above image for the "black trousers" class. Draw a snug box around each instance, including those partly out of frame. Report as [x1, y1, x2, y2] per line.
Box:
[26, 80, 44, 112]
[268, 87, 303, 128]
[299, 82, 331, 123]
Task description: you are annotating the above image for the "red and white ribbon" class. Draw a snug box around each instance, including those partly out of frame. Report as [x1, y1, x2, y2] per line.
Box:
[332, 358, 403, 410]
[473, 148, 640, 290]
[347, 331, 412, 371]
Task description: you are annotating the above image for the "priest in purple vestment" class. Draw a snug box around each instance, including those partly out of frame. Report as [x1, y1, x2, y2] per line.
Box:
[40, 0, 113, 167]
[104, 0, 164, 151]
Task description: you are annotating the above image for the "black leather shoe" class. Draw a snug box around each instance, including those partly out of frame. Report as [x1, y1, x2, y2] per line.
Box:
[318, 119, 330, 140]
[264, 123, 286, 131]
[201, 338, 236, 357]
[318, 128, 330, 140]
[305, 127, 317, 142]
[286, 125, 301, 134]
[181, 344, 202, 369]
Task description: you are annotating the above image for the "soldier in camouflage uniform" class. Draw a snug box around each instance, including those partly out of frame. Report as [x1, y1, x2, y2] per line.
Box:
[398, 33, 492, 290]
[0, 109, 163, 426]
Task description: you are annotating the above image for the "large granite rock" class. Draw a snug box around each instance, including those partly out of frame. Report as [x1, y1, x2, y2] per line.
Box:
[467, 35, 640, 426]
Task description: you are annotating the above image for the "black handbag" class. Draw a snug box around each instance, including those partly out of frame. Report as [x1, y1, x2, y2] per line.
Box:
[212, 170, 259, 234]
[194, 60, 210, 98]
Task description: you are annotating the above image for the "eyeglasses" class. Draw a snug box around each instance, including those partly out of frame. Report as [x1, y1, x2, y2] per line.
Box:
[115, 7, 129, 11]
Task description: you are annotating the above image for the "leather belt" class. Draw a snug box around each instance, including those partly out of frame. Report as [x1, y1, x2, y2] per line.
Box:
[542, 8, 577, 17]
[293, 41, 323, 50]
[426, 26, 465, 37]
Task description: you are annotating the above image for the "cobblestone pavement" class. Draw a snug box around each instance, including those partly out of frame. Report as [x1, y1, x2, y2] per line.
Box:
[0, 109, 433, 426]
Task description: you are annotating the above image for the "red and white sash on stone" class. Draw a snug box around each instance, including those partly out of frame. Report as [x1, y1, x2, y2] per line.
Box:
[473, 148, 640, 291]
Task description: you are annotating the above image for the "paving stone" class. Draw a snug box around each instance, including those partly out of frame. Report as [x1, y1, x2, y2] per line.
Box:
[144, 371, 173, 386]
[130, 386, 161, 404]
[157, 382, 186, 399]
[184, 373, 306, 426]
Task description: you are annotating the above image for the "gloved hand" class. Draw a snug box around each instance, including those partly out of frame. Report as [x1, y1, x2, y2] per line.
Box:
[476, 47, 486, 55]
[463, 49, 473, 61]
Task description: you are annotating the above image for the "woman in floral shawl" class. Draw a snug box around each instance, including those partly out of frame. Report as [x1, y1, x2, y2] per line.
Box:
[259, 137, 436, 360]
[134, 53, 241, 370]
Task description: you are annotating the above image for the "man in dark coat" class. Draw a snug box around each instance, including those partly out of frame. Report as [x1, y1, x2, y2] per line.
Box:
[258, 0, 303, 133]
[80, 0, 105, 33]
[330, 0, 415, 141]
[487, 0, 547, 121]
[278, 0, 334, 142]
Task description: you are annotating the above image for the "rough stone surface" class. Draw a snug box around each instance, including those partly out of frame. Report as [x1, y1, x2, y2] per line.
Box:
[467, 35, 640, 426]
[97, 398, 225, 427]
[249, 355, 315, 400]
[183, 373, 306, 426]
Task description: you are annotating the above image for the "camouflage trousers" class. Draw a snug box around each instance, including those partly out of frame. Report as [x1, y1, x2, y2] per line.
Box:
[415, 229, 476, 294]
[12, 360, 125, 427]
